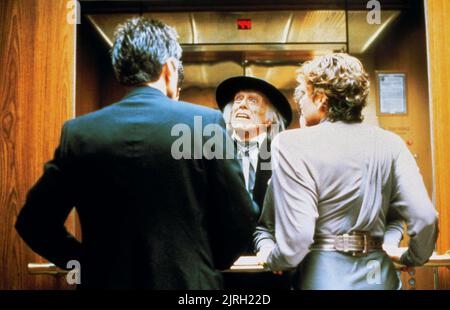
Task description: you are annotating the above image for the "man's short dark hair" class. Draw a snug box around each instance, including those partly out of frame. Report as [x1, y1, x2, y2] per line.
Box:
[111, 17, 182, 86]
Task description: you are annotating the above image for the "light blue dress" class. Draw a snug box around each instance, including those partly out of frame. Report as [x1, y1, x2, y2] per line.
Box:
[295, 251, 401, 290]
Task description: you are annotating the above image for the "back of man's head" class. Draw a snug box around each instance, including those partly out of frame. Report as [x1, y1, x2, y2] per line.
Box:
[111, 17, 182, 86]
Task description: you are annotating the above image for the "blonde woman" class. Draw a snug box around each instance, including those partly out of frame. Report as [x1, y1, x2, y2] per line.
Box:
[254, 53, 438, 290]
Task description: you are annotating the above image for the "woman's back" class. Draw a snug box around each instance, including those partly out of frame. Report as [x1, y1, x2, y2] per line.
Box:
[254, 53, 437, 290]
[276, 120, 407, 238]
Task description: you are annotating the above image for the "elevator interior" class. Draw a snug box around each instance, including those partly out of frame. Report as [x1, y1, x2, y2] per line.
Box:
[75, 0, 436, 289]
[77, 5, 405, 124]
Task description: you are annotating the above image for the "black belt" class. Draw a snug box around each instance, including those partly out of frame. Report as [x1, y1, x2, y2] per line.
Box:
[310, 231, 384, 257]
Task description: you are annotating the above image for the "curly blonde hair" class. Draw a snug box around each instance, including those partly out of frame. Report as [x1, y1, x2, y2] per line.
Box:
[295, 53, 370, 123]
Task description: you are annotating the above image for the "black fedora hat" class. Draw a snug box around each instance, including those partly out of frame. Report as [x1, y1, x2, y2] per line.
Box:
[216, 76, 293, 127]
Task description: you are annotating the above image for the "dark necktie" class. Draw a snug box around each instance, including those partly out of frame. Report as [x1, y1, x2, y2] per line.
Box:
[237, 141, 258, 196]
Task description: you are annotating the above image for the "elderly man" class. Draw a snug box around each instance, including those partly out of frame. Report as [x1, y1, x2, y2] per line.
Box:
[216, 76, 293, 289]
[216, 76, 292, 215]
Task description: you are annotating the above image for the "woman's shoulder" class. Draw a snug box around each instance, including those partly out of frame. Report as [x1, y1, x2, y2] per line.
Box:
[270, 127, 321, 154]
[273, 122, 406, 152]
[368, 124, 406, 146]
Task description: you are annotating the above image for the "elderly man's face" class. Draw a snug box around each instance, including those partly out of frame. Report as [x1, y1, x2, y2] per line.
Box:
[230, 90, 271, 136]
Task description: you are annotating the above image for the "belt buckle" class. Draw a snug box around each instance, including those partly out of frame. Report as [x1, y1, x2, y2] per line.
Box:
[343, 233, 350, 253]
[350, 231, 369, 257]
[334, 233, 351, 254]
[334, 231, 370, 257]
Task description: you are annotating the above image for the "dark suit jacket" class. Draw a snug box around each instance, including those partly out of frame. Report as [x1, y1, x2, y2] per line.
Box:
[15, 86, 257, 289]
[231, 137, 271, 255]
[252, 138, 272, 217]
[222, 137, 291, 289]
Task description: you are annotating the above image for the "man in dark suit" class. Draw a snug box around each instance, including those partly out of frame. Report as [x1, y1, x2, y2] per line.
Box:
[215, 76, 293, 289]
[15, 18, 257, 289]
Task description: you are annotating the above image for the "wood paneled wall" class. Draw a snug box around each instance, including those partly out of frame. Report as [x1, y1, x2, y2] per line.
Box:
[369, 3, 435, 289]
[76, 22, 102, 117]
[76, 20, 126, 116]
[0, 0, 76, 289]
[372, 6, 433, 196]
[426, 0, 450, 289]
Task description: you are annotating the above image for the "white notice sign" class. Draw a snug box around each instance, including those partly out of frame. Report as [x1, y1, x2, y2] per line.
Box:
[378, 73, 407, 114]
